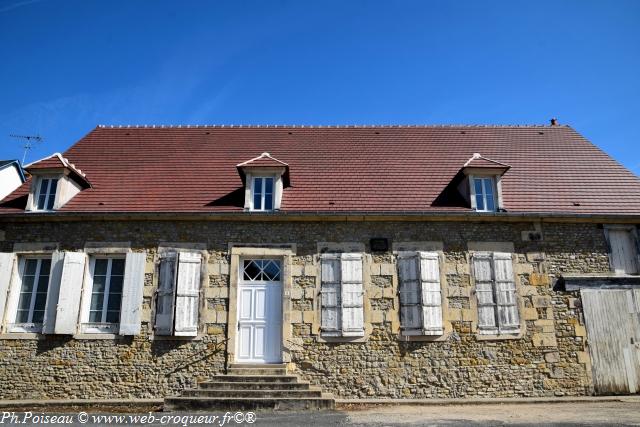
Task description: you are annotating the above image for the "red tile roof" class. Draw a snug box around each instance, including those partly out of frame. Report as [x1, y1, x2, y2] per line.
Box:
[1, 125, 639, 215]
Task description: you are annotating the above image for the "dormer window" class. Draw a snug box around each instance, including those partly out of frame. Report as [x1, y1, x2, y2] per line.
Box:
[473, 177, 496, 212]
[236, 152, 290, 213]
[35, 177, 59, 211]
[252, 176, 274, 211]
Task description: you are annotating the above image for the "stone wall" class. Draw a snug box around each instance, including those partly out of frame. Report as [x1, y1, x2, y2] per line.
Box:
[0, 219, 609, 399]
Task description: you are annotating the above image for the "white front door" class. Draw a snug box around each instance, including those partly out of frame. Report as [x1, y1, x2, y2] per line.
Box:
[236, 259, 282, 363]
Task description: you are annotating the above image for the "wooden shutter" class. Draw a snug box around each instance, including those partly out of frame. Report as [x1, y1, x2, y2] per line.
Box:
[42, 251, 65, 334]
[397, 253, 422, 335]
[608, 229, 639, 275]
[174, 251, 201, 336]
[155, 252, 178, 335]
[0, 253, 16, 327]
[119, 252, 146, 335]
[340, 253, 364, 337]
[320, 254, 341, 336]
[493, 252, 519, 333]
[54, 252, 86, 335]
[473, 253, 497, 333]
[419, 252, 443, 335]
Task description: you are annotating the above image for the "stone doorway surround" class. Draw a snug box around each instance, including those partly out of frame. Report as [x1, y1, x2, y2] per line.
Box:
[227, 243, 296, 367]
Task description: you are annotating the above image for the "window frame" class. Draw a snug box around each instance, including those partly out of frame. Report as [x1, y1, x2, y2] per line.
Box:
[33, 176, 60, 211]
[7, 256, 52, 333]
[80, 255, 126, 334]
[472, 176, 497, 212]
[250, 176, 275, 212]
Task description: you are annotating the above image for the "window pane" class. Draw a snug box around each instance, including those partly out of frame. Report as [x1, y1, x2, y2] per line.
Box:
[253, 193, 262, 210]
[39, 179, 49, 196]
[107, 293, 122, 311]
[474, 179, 483, 197]
[20, 274, 35, 295]
[106, 310, 120, 323]
[475, 194, 485, 211]
[16, 309, 29, 323]
[92, 275, 106, 293]
[264, 194, 273, 210]
[110, 259, 125, 276]
[265, 177, 273, 194]
[46, 179, 58, 210]
[37, 194, 47, 210]
[254, 177, 263, 194]
[486, 194, 495, 211]
[109, 276, 123, 294]
[94, 259, 108, 276]
[25, 259, 38, 276]
[34, 291, 47, 311]
[17, 292, 32, 312]
[89, 310, 102, 323]
[32, 310, 45, 324]
[90, 293, 104, 311]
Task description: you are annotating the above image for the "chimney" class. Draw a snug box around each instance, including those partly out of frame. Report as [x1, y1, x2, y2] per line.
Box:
[550, 118, 558, 126]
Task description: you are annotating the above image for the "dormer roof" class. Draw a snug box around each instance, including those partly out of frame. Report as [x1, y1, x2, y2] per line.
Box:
[462, 153, 511, 175]
[24, 153, 92, 188]
[236, 152, 290, 186]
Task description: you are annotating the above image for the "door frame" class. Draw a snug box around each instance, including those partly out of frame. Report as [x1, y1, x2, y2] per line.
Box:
[227, 244, 295, 366]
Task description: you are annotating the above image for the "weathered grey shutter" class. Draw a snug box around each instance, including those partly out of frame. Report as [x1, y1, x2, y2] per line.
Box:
[42, 251, 65, 334]
[419, 252, 443, 335]
[54, 252, 86, 335]
[340, 253, 364, 337]
[174, 251, 201, 336]
[493, 252, 519, 333]
[397, 253, 422, 335]
[119, 252, 146, 335]
[473, 253, 497, 333]
[155, 251, 177, 335]
[0, 253, 16, 327]
[320, 254, 341, 336]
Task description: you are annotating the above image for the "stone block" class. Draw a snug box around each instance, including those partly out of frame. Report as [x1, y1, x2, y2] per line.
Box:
[383, 287, 395, 298]
[218, 263, 230, 275]
[533, 296, 552, 308]
[456, 263, 470, 275]
[523, 307, 539, 321]
[304, 287, 316, 299]
[215, 311, 228, 323]
[533, 333, 558, 348]
[461, 308, 476, 322]
[448, 310, 463, 321]
[526, 252, 545, 262]
[207, 325, 225, 335]
[380, 263, 395, 276]
[290, 264, 304, 277]
[574, 324, 587, 337]
[577, 351, 590, 364]
[515, 263, 534, 275]
[290, 287, 303, 300]
[302, 311, 315, 323]
[370, 310, 384, 324]
[291, 311, 303, 324]
[519, 286, 537, 297]
[544, 351, 560, 363]
[530, 273, 551, 287]
[370, 263, 382, 276]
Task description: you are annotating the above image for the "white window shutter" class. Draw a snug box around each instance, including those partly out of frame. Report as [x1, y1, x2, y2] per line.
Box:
[473, 253, 497, 332]
[397, 253, 422, 335]
[419, 252, 443, 335]
[340, 253, 364, 337]
[119, 252, 146, 335]
[493, 252, 520, 333]
[0, 253, 16, 327]
[42, 251, 65, 334]
[155, 252, 178, 335]
[54, 252, 86, 335]
[320, 255, 341, 335]
[174, 251, 201, 336]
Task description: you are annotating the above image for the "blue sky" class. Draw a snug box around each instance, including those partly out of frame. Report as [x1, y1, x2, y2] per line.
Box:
[1, 0, 639, 174]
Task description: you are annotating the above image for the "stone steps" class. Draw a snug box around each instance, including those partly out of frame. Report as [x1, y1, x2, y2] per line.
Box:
[163, 363, 335, 411]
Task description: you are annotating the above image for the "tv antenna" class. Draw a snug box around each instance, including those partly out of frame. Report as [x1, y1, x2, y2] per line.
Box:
[9, 134, 44, 166]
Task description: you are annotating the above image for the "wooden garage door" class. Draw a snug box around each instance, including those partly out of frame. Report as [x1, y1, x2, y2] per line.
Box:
[581, 289, 640, 394]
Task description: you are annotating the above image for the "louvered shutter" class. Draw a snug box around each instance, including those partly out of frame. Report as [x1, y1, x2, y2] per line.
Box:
[340, 253, 364, 337]
[0, 253, 16, 326]
[493, 252, 519, 333]
[473, 253, 497, 332]
[397, 253, 422, 335]
[155, 252, 177, 335]
[54, 252, 86, 335]
[42, 251, 64, 334]
[419, 252, 443, 335]
[320, 254, 341, 336]
[119, 252, 146, 335]
[174, 251, 201, 336]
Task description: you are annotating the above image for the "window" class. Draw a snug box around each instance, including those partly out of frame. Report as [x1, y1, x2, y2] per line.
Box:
[473, 177, 496, 212]
[397, 252, 443, 336]
[320, 253, 364, 337]
[606, 227, 639, 275]
[85, 257, 125, 333]
[10, 257, 51, 332]
[35, 178, 59, 211]
[155, 251, 202, 336]
[472, 252, 520, 335]
[251, 177, 274, 211]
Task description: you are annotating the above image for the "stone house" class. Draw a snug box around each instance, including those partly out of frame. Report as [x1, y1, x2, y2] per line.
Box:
[0, 123, 639, 404]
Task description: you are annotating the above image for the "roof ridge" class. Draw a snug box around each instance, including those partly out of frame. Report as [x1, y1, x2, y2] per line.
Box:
[95, 124, 569, 129]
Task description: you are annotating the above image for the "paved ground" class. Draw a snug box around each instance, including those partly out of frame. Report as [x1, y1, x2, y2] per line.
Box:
[252, 400, 640, 426]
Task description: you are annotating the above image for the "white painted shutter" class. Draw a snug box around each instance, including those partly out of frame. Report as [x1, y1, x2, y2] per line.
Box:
[320, 254, 341, 335]
[174, 251, 201, 336]
[609, 229, 639, 275]
[54, 252, 86, 335]
[419, 252, 443, 335]
[473, 253, 497, 333]
[42, 251, 65, 334]
[155, 252, 178, 335]
[119, 252, 146, 335]
[0, 253, 16, 327]
[493, 252, 519, 333]
[397, 253, 422, 335]
[340, 253, 364, 337]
